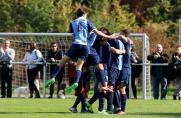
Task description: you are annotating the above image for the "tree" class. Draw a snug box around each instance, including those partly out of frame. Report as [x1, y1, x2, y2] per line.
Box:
[0, 0, 15, 31]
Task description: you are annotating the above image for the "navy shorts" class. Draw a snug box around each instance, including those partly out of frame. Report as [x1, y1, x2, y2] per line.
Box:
[108, 67, 121, 86]
[84, 48, 101, 67]
[116, 68, 131, 85]
[66, 44, 88, 61]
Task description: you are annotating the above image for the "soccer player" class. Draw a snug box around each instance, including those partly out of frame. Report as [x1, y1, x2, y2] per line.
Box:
[45, 7, 117, 92]
[69, 28, 113, 113]
[116, 29, 133, 115]
[98, 34, 125, 114]
[85, 27, 112, 113]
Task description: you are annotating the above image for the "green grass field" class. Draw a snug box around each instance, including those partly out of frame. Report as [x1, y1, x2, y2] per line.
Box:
[0, 98, 180, 118]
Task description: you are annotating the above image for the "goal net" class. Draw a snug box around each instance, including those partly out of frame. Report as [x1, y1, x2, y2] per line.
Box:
[0, 33, 72, 98]
[0, 33, 151, 99]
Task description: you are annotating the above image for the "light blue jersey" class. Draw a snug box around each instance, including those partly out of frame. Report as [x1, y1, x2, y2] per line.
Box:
[118, 40, 125, 70]
[71, 17, 95, 45]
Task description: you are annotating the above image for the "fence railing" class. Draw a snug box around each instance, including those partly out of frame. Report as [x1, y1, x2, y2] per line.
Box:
[1, 61, 170, 98]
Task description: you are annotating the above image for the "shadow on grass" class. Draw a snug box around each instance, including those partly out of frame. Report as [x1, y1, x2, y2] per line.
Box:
[0, 111, 181, 117]
[129, 112, 181, 117]
[0, 112, 71, 114]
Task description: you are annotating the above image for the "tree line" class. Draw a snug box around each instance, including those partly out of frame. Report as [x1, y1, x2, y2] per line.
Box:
[0, 0, 180, 54]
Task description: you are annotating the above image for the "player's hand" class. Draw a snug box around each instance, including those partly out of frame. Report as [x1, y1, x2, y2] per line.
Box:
[51, 58, 55, 62]
[110, 33, 120, 39]
[174, 56, 180, 60]
[0, 48, 4, 54]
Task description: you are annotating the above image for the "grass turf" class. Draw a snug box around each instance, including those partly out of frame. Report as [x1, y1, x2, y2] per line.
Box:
[0, 98, 180, 118]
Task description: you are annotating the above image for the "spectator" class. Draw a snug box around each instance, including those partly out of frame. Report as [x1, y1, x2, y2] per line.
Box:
[47, 42, 64, 98]
[147, 44, 169, 100]
[23, 42, 43, 98]
[126, 47, 142, 99]
[0, 39, 15, 98]
[171, 46, 181, 100]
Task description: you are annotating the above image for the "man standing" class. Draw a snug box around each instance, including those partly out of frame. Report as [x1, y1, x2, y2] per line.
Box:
[0, 39, 15, 98]
[47, 42, 64, 98]
[147, 44, 169, 100]
[23, 42, 42, 98]
[171, 46, 181, 100]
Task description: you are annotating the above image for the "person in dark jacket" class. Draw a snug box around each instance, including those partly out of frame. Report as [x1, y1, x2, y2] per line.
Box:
[147, 44, 169, 100]
[171, 46, 181, 100]
[47, 42, 64, 98]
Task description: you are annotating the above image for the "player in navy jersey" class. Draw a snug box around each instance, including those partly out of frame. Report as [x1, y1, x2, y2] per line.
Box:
[45, 7, 117, 92]
[85, 28, 112, 113]
[98, 37, 125, 114]
[116, 29, 133, 115]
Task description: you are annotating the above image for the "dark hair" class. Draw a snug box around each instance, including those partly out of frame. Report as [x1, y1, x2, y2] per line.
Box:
[51, 42, 57, 46]
[121, 29, 129, 36]
[99, 27, 110, 35]
[76, 7, 87, 17]
[51, 42, 59, 48]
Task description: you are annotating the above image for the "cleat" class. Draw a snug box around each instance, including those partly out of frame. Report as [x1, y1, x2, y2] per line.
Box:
[80, 109, 87, 113]
[66, 83, 78, 94]
[86, 102, 93, 113]
[45, 79, 55, 88]
[98, 110, 108, 115]
[106, 110, 113, 114]
[69, 107, 78, 113]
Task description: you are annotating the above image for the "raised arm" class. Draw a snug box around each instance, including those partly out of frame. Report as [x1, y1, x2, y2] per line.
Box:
[93, 29, 118, 40]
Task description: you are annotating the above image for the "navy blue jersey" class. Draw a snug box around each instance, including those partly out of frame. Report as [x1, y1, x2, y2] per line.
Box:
[92, 36, 102, 52]
[122, 38, 132, 68]
[100, 44, 111, 65]
[109, 39, 124, 70]
[91, 36, 111, 66]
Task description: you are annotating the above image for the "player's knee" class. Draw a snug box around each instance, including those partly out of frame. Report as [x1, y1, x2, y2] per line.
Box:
[96, 64, 104, 70]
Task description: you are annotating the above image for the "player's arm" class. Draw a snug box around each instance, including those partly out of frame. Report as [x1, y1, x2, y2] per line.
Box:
[111, 47, 126, 54]
[93, 29, 117, 40]
[119, 34, 128, 42]
[87, 20, 117, 39]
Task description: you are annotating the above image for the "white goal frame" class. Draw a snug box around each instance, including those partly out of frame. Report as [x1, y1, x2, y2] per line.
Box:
[130, 33, 151, 99]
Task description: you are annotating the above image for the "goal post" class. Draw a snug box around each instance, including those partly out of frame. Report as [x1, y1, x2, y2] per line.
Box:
[130, 33, 151, 99]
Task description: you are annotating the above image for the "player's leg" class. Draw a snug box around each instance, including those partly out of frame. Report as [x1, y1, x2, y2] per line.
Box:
[66, 58, 85, 94]
[106, 68, 119, 113]
[86, 69, 100, 113]
[117, 84, 126, 115]
[66, 45, 89, 94]
[96, 64, 106, 87]
[46, 55, 71, 88]
[117, 68, 130, 115]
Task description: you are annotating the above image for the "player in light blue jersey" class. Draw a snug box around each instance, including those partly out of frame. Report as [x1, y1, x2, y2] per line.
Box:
[45, 7, 117, 94]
